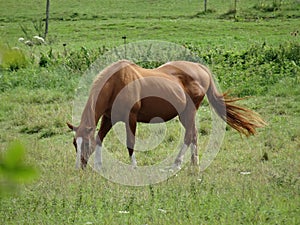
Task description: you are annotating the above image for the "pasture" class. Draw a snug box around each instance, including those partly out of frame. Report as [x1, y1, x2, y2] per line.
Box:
[0, 0, 299, 224]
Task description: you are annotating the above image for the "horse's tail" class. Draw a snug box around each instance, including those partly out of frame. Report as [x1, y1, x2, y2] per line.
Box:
[206, 75, 267, 136]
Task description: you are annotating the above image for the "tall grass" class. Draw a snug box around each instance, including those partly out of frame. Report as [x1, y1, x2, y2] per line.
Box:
[0, 0, 299, 224]
[187, 41, 300, 95]
[1, 41, 299, 96]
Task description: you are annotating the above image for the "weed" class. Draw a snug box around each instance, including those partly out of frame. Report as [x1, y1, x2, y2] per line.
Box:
[19, 18, 45, 41]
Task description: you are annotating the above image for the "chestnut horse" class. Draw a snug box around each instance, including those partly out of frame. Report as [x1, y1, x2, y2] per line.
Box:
[67, 60, 266, 170]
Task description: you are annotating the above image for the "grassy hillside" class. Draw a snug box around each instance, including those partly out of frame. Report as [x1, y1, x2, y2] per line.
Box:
[0, 0, 299, 224]
[1, 0, 299, 48]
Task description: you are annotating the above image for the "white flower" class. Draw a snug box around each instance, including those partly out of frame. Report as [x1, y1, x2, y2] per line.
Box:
[118, 210, 130, 214]
[24, 40, 33, 46]
[18, 37, 25, 42]
[158, 208, 167, 213]
[33, 36, 45, 44]
[240, 171, 251, 175]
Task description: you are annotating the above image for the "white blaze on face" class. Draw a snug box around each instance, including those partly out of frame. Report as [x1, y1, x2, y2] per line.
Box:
[76, 137, 83, 169]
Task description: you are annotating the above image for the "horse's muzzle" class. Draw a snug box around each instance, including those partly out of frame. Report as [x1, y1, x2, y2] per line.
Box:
[81, 157, 88, 169]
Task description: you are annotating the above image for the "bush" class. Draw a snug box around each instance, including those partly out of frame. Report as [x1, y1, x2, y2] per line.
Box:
[185, 41, 300, 96]
[1, 42, 299, 97]
[0, 141, 38, 196]
[64, 46, 108, 71]
[253, 1, 282, 12]
[0, 45, 28, 71]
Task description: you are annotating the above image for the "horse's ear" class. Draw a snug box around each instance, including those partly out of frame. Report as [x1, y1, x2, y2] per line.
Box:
[67, 122, 78, 132]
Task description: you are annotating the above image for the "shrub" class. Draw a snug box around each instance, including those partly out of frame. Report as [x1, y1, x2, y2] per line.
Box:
[0, 45, 28, 71]
[253, 1, 282, 12]
[0, 141, 38, 196]
[185, 41, 300, 96]
[64, 46, 108, 72]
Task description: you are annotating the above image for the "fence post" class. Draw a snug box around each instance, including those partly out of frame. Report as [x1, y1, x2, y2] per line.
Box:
[44, 0, 50, 40]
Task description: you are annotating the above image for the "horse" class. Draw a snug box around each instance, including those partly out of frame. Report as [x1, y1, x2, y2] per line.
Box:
[67, 60, 266, 170]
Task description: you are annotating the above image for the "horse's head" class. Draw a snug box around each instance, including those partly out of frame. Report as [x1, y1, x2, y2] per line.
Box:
[67, 122, 96, 169]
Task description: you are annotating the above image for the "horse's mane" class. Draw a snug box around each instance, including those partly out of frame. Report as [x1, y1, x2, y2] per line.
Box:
[91, 60, 134, 96]
[86, 60, 135, 120]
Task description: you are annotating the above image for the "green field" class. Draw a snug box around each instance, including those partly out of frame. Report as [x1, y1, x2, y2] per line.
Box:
[0, 0, 300, 224]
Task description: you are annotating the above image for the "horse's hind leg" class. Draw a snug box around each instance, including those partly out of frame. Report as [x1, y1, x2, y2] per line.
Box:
[173, 143, 189, 169]
[190, 130, 199, 166]
[173, 107, 198, 169]
[126, 113, 137, 167]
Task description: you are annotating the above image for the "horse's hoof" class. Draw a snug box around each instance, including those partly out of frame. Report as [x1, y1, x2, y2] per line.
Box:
[172, 163, 182, 171]
[160, 164, 181, 173]
[94, 163, 102, 172]
[188, 165, 200, 175]
[132, 165, 138, 169]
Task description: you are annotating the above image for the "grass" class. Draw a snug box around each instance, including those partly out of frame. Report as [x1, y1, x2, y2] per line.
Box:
[0, 0, 300, 224]
[1, 0, 299, 49]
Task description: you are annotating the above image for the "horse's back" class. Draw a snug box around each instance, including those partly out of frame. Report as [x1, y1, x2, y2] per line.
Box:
[157, 61, 211, 92]
[156, 61, 211, 108]
[110, 62, 187, 122]
[94, 60, 210, 122]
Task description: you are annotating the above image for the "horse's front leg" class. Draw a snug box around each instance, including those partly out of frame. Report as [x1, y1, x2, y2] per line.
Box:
[95, 116, 113, 171]
[126, 113, 137, 167]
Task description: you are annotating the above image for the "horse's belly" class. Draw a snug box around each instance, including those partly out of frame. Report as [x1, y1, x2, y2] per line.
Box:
[110, 75, 187, 122]
[136, 77, 186, 123]
[137, 96, 185, 123]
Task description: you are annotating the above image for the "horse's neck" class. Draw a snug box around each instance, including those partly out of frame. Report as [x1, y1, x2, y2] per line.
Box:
[80, 97, 100, 128]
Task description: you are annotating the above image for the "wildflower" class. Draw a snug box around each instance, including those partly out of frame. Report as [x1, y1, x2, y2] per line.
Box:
[158, 208, 167, 213]
[240, 171, 251, 175]
[24, 40, 33, 46]
[33, 35, 45, 44]
[118, 210, 130, 214]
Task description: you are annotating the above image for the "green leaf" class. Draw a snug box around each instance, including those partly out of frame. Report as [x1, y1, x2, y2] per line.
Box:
[3, 142, 26, 168]
[0, 141, 38, 183]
